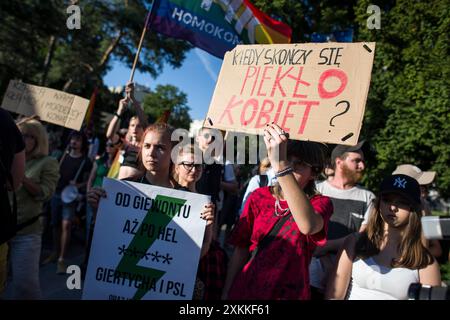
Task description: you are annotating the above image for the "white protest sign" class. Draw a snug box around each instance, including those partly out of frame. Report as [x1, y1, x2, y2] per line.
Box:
[82, 178, 210, 300]
[1, 80, 89, 130]
[205, 42, 376, 145]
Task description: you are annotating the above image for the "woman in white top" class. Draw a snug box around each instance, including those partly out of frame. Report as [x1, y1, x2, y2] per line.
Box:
[325, 174, 441, 300]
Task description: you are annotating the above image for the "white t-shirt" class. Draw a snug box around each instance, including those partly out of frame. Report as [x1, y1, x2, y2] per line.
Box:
[348, 257, 419, 300]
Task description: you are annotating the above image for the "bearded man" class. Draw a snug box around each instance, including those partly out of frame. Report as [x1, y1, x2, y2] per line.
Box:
[309, 141, 375, 298]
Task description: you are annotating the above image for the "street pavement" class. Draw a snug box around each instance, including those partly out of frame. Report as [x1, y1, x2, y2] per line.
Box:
[3, 224, 231, 300]
[4, 226, 85, 300]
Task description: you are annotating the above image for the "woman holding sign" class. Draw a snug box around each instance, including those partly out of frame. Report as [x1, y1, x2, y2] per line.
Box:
[88, 124, 215, 298]
[222, 123, 333, 300]
[87, 123, 215, 245]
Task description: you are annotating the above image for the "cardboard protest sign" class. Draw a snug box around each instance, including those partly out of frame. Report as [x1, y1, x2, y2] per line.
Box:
[1, 80, 89, 130]
[205, 42, 376, 145]
[82, 178, 210, 300]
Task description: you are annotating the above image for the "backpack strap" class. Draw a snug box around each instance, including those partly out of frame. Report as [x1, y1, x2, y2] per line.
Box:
[250, 213, 291, 260]
[259, 174, 268, 187]
[73, 157, 87, 182]
[16, 213, 43, 231]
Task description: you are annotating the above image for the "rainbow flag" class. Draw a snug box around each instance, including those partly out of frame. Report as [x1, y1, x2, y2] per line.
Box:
[147, 0, 292, 59]
[107, 150, 121, 179]
[84, 87, 98, 127]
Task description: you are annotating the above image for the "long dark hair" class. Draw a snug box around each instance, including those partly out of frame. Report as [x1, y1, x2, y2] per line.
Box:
[355, 197, 434, 269]
[273, 140, 328, 198]
[68, 130, 88, 155]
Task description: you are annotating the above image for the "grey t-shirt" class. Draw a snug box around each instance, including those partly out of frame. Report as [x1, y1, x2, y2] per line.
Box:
[315, 180, 375, 240]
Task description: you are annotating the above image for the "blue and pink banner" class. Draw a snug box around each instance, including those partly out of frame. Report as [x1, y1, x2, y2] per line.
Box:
[147, 0, 292, 59]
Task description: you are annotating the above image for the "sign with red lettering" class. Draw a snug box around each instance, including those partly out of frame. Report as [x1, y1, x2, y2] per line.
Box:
[204, 42, 376, 145]
[1, 80, 89, 130]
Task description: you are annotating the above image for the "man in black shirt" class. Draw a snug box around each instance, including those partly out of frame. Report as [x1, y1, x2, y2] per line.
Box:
[47, 131, 92, 274]
[195, 127, 238, 242]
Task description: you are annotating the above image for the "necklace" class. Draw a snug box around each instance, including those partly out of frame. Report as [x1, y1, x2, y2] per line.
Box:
[274, 198, 290, 217]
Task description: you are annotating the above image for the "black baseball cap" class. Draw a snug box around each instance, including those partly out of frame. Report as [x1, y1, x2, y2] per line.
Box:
[331, 140, 365, 163]
[379, 174, 421, 209]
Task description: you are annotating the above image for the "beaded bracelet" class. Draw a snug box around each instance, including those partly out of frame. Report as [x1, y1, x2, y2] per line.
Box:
[274, 166, 294, 178]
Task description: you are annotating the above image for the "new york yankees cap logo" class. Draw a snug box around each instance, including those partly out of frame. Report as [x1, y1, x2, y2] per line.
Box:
[380, 174, 421, 208]
[393, 177, 407, 189]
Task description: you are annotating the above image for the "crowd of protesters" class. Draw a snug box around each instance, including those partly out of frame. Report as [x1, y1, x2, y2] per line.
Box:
[0, 82, 449, 300]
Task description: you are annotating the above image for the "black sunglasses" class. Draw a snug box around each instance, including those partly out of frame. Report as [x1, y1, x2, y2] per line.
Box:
[291, 159, 313, 168]
[180, 162, 204, 172]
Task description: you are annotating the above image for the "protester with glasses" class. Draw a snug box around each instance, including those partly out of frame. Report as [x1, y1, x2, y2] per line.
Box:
[172, 144, 228, 300]
[222, 123, 333, 300]
[173, 144, 214, 258]
[326, 174, 441, 299]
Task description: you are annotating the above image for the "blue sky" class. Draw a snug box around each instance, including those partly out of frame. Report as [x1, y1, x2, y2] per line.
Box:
[103, 48, 223, 120]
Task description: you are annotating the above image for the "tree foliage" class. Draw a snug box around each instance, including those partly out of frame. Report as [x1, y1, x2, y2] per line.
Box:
[353, 0, 450, 197]
[1, 0, 448, 197]
[252, 0, 449, 197]
[252, 0, 357, 42]
[142, 84, 191, 130]
[0, 0, 191, 127]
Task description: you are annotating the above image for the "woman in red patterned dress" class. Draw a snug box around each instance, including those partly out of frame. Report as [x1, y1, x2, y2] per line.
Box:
[222, 123, 333, 300]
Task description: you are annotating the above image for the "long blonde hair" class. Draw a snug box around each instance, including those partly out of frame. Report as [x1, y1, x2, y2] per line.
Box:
[355, 197, 434, 269]
[17, 119, 49, 159]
